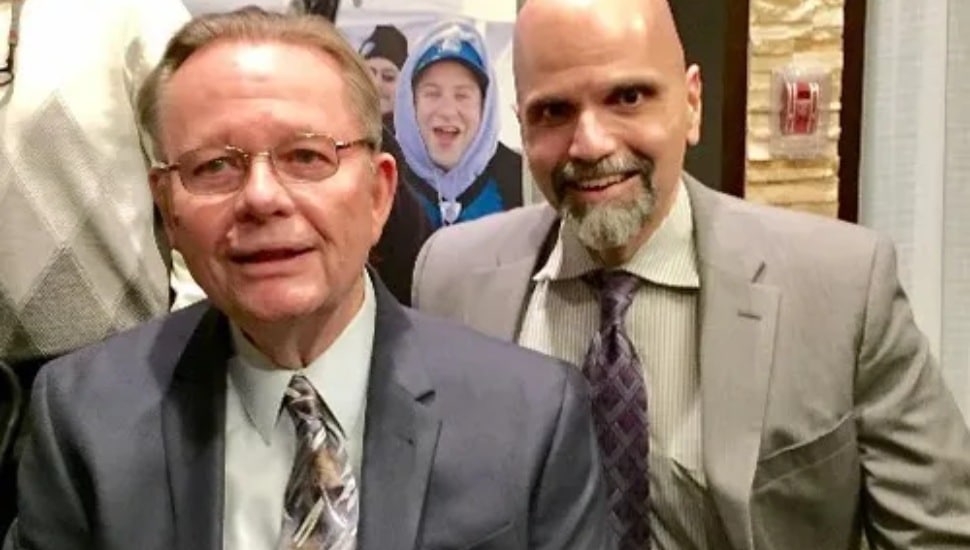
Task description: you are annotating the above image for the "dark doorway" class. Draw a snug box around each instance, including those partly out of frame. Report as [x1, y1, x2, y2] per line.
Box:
[671, 0, 749, 197]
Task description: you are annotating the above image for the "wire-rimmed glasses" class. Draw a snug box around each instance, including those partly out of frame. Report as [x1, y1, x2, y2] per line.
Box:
[153, 133, 375, 195]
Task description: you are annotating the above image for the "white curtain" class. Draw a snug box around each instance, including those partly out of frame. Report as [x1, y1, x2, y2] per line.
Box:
[859, 0, 970, 419]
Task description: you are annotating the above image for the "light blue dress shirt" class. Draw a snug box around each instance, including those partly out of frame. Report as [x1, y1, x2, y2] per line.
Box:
[222, 272, 375, 549]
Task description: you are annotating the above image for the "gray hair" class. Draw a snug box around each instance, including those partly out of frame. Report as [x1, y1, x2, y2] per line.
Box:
[137, 7, 382, 161]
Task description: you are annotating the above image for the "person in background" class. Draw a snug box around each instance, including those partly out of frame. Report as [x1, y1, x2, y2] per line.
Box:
[359, 24, 407, 124]
[412, 0, 970, 548]
[395, 20, 522, 229]
[0, 0, 191, 534]
[289, 0, 338, 21]
[3, 9, 613, 549]
[290, 0, 430, 304]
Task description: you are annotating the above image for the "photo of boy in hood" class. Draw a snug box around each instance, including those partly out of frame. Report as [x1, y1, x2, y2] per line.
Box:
[394, 21, 522, 229]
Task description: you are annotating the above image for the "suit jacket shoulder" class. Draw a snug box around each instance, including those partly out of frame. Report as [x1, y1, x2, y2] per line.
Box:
[688, 178, 882, 272]
[7, 302, 222, 550]
[33, 302, 213, 411]
[412, 204, 557, 314]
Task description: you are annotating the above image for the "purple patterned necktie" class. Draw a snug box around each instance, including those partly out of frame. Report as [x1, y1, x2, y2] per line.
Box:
[583, 270, 650, 548]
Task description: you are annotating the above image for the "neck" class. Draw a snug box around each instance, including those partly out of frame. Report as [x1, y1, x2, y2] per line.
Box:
[237, 276, 366, 369]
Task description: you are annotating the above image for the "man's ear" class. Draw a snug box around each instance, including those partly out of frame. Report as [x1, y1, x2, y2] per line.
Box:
[149, 169, 178, 249]
[369, 151, 398, 245]
[685, 64, 703, 146]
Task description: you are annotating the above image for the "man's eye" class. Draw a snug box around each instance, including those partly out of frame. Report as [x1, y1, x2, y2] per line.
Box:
[620, 88, 642, 105]
[277, 146, 335, 180]
[192, 156, 236, 177]
[610, 85, 655, 107]
[530, 102, 573, 126]
[284, 148, 328, 165]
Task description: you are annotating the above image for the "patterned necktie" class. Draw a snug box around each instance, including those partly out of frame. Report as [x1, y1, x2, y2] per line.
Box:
[582, 270, 651, 548]
[280, 375, 359, 550]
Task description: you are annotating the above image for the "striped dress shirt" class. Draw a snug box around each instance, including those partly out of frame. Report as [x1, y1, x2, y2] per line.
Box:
[519, 182, 728, 549]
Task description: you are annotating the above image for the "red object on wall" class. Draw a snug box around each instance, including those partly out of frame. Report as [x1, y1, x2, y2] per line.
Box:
[780, 80, 820, 135]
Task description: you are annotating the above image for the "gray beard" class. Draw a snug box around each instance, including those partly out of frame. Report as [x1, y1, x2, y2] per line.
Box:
[562, 184, 656, 252]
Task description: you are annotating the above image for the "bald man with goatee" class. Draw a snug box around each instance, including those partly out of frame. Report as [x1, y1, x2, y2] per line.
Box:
[412, 0, 970, 548]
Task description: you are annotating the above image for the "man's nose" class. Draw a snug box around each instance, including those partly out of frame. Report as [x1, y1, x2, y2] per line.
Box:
[436, 96, 461, 118]
[234, 155, 294, 220]
[568, 110, 617, 162]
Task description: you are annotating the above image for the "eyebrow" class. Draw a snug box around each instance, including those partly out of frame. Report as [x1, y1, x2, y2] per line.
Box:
[525, 75, 665, 108]
[416, 82, 478, 92]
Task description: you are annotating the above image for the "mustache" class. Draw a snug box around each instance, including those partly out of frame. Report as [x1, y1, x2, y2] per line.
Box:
[551, 154, 655, 196]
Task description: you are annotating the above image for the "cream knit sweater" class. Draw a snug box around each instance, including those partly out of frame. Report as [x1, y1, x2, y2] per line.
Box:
[0, 0, 191, 362]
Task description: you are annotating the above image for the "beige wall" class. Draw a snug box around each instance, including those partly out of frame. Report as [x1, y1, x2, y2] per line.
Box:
[745, 0, 845, 217]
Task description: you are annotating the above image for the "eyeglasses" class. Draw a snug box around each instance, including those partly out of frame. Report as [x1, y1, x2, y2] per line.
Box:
[1, 1, 23, 88]
[154, 133, 375, 195]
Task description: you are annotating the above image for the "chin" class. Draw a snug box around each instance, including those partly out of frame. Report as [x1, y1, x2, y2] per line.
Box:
[229, 286, 328, 324]
[430, 156, 458, 171]
[565, 192, 655, 252]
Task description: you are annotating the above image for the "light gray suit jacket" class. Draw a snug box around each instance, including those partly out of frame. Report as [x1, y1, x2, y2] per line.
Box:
[4, 278, 614, 550]
[412, 177, 970, 550]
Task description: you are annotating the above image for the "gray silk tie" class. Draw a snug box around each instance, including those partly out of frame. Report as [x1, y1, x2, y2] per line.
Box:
[280, 375, 358, 550]
[583, 270, 651, 548]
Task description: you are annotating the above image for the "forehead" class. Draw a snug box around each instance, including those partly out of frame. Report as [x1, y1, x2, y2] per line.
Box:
[415, 60, 479, 87]
[515, 7, 683, 106]
[366, 57, 398, 70]
[162, 41, 357, 143]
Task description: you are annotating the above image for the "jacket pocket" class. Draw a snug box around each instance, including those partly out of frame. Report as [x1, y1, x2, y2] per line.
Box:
[456, 522, 515, 550]
[754, 413, 857, 490]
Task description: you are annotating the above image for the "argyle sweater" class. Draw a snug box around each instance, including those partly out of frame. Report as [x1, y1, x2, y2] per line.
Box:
[0, 0, 189, 362]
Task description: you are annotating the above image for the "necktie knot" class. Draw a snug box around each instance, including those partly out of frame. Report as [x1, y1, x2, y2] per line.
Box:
[585, 270, 642, 326]
[283, 374, 327, 436]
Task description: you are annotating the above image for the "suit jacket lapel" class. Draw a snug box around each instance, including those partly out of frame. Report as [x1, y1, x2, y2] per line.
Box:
[160, 306, 230, 550]
[359, 280, 441, 550]
[461, 205, 560, 341]
[687, 178, 779, 550]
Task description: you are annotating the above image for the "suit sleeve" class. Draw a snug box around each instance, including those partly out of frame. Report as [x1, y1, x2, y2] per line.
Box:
[855, 235, 970, 548]
[529, 365, 616, 550]
[4, 367, 92, 550]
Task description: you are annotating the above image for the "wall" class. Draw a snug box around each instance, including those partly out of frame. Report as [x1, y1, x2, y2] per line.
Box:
[745, 0, 845, 217]
[859, 0, 970, 418]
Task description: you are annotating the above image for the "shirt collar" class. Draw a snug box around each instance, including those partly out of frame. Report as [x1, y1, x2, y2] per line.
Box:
[534, 179, 700, 289]
[228, 271, 377, 444]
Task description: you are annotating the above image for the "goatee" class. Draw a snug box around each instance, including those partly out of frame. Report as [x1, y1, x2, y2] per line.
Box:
[552, 154, 656, 252]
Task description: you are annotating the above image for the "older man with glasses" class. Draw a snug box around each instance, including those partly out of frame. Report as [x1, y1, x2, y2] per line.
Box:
[3, 8, 614, 550]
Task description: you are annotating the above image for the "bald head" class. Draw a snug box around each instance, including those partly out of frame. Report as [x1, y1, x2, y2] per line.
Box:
[514, 0, 685, 99]
[512, 0, 702, 266]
